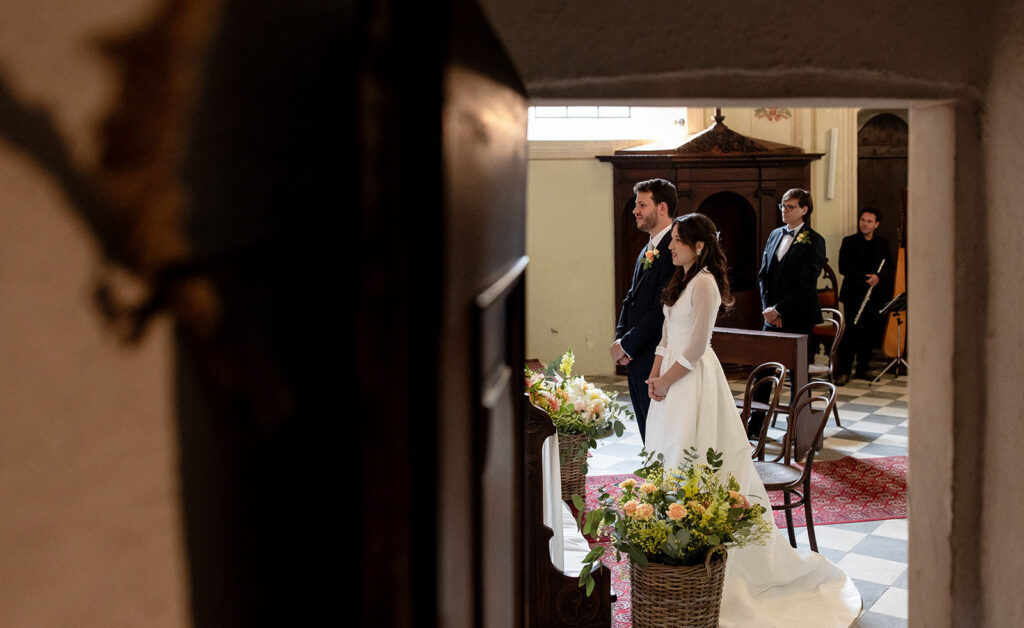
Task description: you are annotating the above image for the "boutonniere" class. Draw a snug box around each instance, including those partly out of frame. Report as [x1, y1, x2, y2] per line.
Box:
[642, 248, 659, 270]
[795, 231, 811, 245]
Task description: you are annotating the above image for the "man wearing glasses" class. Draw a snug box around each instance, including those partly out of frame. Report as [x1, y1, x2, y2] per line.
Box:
[749, 188, 827, 438]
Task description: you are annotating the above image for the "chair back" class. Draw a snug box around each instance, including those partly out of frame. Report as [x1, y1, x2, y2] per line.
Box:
[738, 361, 786, 428]
[817, 261, 839, 308]
[783, 381, 837, 466]
[814, 308, 845, 377]
[739, 362, 787, 460]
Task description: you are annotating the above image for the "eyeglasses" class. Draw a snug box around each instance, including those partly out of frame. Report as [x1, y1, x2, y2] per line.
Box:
[778, 203, 800, 211]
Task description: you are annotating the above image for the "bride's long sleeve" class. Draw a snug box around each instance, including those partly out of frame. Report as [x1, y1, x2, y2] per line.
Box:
[675, 274, 720, 371]
[653, 318, 669, 359]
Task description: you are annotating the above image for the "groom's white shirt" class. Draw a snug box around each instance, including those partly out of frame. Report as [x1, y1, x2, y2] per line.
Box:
[649, 223, 672, 250]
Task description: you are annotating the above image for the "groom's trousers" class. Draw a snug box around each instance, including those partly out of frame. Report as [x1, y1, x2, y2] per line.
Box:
[627, 349, 656, 444]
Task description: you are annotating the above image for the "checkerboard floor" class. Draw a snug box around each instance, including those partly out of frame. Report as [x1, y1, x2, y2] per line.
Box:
[586, 359, 909, 627]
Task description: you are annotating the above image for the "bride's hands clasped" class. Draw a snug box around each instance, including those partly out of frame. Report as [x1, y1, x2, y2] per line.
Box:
[647, 376, 670, 402]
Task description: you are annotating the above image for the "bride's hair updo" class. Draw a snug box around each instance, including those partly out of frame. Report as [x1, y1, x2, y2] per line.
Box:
[661, 213, 734, 312]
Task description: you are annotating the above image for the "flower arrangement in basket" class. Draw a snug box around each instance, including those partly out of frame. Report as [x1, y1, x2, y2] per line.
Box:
[525, 349, 632, 500]
[574, 447, 772, 606]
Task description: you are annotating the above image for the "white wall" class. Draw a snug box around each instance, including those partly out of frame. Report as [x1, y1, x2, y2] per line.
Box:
[526, 156, 616, 375]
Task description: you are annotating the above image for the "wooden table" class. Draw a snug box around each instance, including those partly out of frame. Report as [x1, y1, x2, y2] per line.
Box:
[712, 326, 808, 391]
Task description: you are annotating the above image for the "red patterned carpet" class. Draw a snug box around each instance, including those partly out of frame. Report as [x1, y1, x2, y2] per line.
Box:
[767, 455, 907, 527]
[584, 456, 907, 627]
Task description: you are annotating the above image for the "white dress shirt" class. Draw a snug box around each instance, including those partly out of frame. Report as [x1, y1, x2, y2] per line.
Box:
[775, 222, 804, 261]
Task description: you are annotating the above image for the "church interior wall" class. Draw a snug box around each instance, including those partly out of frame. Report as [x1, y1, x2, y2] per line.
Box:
[526, 156, 616, 374]
[980, 1, 1024, 623]
[0, 1, 190, 625]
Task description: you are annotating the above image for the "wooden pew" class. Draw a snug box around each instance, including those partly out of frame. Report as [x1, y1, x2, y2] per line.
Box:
[524, 401, 612, 627]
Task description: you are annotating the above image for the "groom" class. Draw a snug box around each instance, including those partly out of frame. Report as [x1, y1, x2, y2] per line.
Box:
[750, 187, 826, 438]
[610, 178, 677, 443]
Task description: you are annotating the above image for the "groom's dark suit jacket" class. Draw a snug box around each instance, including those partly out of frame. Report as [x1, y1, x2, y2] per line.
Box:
[758, 224, 826, 334]
[615, 234, 674, 440]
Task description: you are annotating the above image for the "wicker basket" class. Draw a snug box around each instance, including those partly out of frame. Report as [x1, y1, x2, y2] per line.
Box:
[631, 549, 728, 628]
[557, 432, 588, 502]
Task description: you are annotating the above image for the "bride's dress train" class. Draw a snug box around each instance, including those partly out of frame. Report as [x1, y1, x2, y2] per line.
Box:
[644, 270, 861, 627]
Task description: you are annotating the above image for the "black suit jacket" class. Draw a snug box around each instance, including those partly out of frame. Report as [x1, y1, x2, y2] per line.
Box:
[758, 225, 826, 334]
[615, 234, 675, 360]
[838, 233, 892, 312]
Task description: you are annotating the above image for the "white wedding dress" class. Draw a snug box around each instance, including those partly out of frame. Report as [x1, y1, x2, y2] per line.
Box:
[644, 270, 861, 627]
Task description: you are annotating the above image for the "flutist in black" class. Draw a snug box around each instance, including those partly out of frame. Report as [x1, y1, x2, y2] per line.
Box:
[836, 208, 892, 384]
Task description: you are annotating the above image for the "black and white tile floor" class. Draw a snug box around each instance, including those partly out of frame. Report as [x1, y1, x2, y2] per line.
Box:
[586, 362, 909, 627]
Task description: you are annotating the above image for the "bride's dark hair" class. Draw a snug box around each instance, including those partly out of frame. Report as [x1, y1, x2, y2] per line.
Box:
[661, 213, 734, 312]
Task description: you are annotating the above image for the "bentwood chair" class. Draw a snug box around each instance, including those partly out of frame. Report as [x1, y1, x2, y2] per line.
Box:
[808, 308, 845, 427]
[753, 381, 838, 552]
[734, 362, 787, 459]
[769, 307, 844, 431]
[811, 261, 840, 356]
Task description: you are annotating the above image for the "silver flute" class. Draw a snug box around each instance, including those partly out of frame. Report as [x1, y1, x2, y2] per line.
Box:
[852, 258, 886, 325]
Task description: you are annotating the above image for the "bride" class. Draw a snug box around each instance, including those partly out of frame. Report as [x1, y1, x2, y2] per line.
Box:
[643, 213, 861, 627]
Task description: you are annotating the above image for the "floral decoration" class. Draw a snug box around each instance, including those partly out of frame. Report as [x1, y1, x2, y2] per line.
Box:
[795, 231, 811, 245]
[575, 447, 772, 596]
[642, 248, 659, 270]
[754, 107, 792, 121]
[525, 349, 631, 476]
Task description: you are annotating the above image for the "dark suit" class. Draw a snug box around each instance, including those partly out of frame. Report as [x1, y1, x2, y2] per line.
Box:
[837, 233, 891, 377]
[615, 234, 674, 442]
[750, 224, 826, 437]
[758, 225, 827, 334]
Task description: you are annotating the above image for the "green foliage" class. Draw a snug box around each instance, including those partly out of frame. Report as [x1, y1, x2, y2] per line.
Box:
[576, 447, 773, 596]
[525, 349, 633, 478]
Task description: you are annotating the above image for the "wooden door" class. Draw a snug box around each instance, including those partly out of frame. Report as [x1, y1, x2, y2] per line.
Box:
[357, 1, 529, 626]
[858, 113, 909, 276]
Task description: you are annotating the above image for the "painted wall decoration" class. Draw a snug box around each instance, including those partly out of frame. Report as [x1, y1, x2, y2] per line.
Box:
[754, 107, 792, 121]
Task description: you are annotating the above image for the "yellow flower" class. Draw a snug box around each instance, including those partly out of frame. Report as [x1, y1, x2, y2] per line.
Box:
[635, 503, 655, 520]
[623, 499, 638, 517]
[688, 500, 705, 514]
[619, 478, 637, 490]
[640, 482, 657, 494]
[795, 231, 811, 245]
[559, 350, 575, 378]
[668, 502, 687, 521]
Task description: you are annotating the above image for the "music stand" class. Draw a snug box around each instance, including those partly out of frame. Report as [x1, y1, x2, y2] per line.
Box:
[871, 292, 908, 385]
